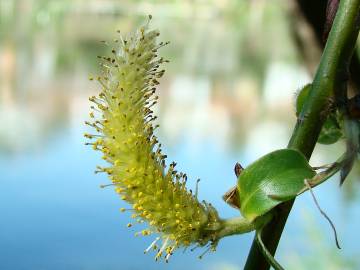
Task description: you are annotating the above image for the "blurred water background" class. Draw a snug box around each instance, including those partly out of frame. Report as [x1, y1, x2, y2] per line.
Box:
[1, 1, 360, 269]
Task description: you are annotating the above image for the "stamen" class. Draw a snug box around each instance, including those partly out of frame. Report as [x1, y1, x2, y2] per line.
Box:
[144, 237, 160, 254]
[165, 246, 175, 263]
[190, 244, 201, 252]
[99, 183, 116, 188]
[155, 237, 169, 260]
[195, 179, 200, 198]
[198, 243, 212, 259]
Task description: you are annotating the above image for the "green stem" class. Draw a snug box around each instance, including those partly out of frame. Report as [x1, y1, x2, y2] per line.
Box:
[244, 1, 360, 269]
[217, 213, 273, 239]
[217, 217, 256, 238]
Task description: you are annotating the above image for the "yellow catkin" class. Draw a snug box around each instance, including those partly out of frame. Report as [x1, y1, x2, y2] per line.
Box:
[86, 16, 222, 260]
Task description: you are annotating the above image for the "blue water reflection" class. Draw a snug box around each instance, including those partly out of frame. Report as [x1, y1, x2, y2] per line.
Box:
[0, 125, 250, 270]
[1, 121, 360, 269]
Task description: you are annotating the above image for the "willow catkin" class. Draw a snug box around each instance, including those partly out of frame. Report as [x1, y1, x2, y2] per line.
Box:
[85, 17, 222, 261]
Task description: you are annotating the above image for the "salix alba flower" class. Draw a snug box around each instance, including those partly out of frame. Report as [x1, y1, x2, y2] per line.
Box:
[83, 7, 360, 269]
[84, 16, 250, 261]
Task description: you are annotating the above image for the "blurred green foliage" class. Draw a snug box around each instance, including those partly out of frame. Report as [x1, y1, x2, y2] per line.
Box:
[0, 0, 298, 79]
